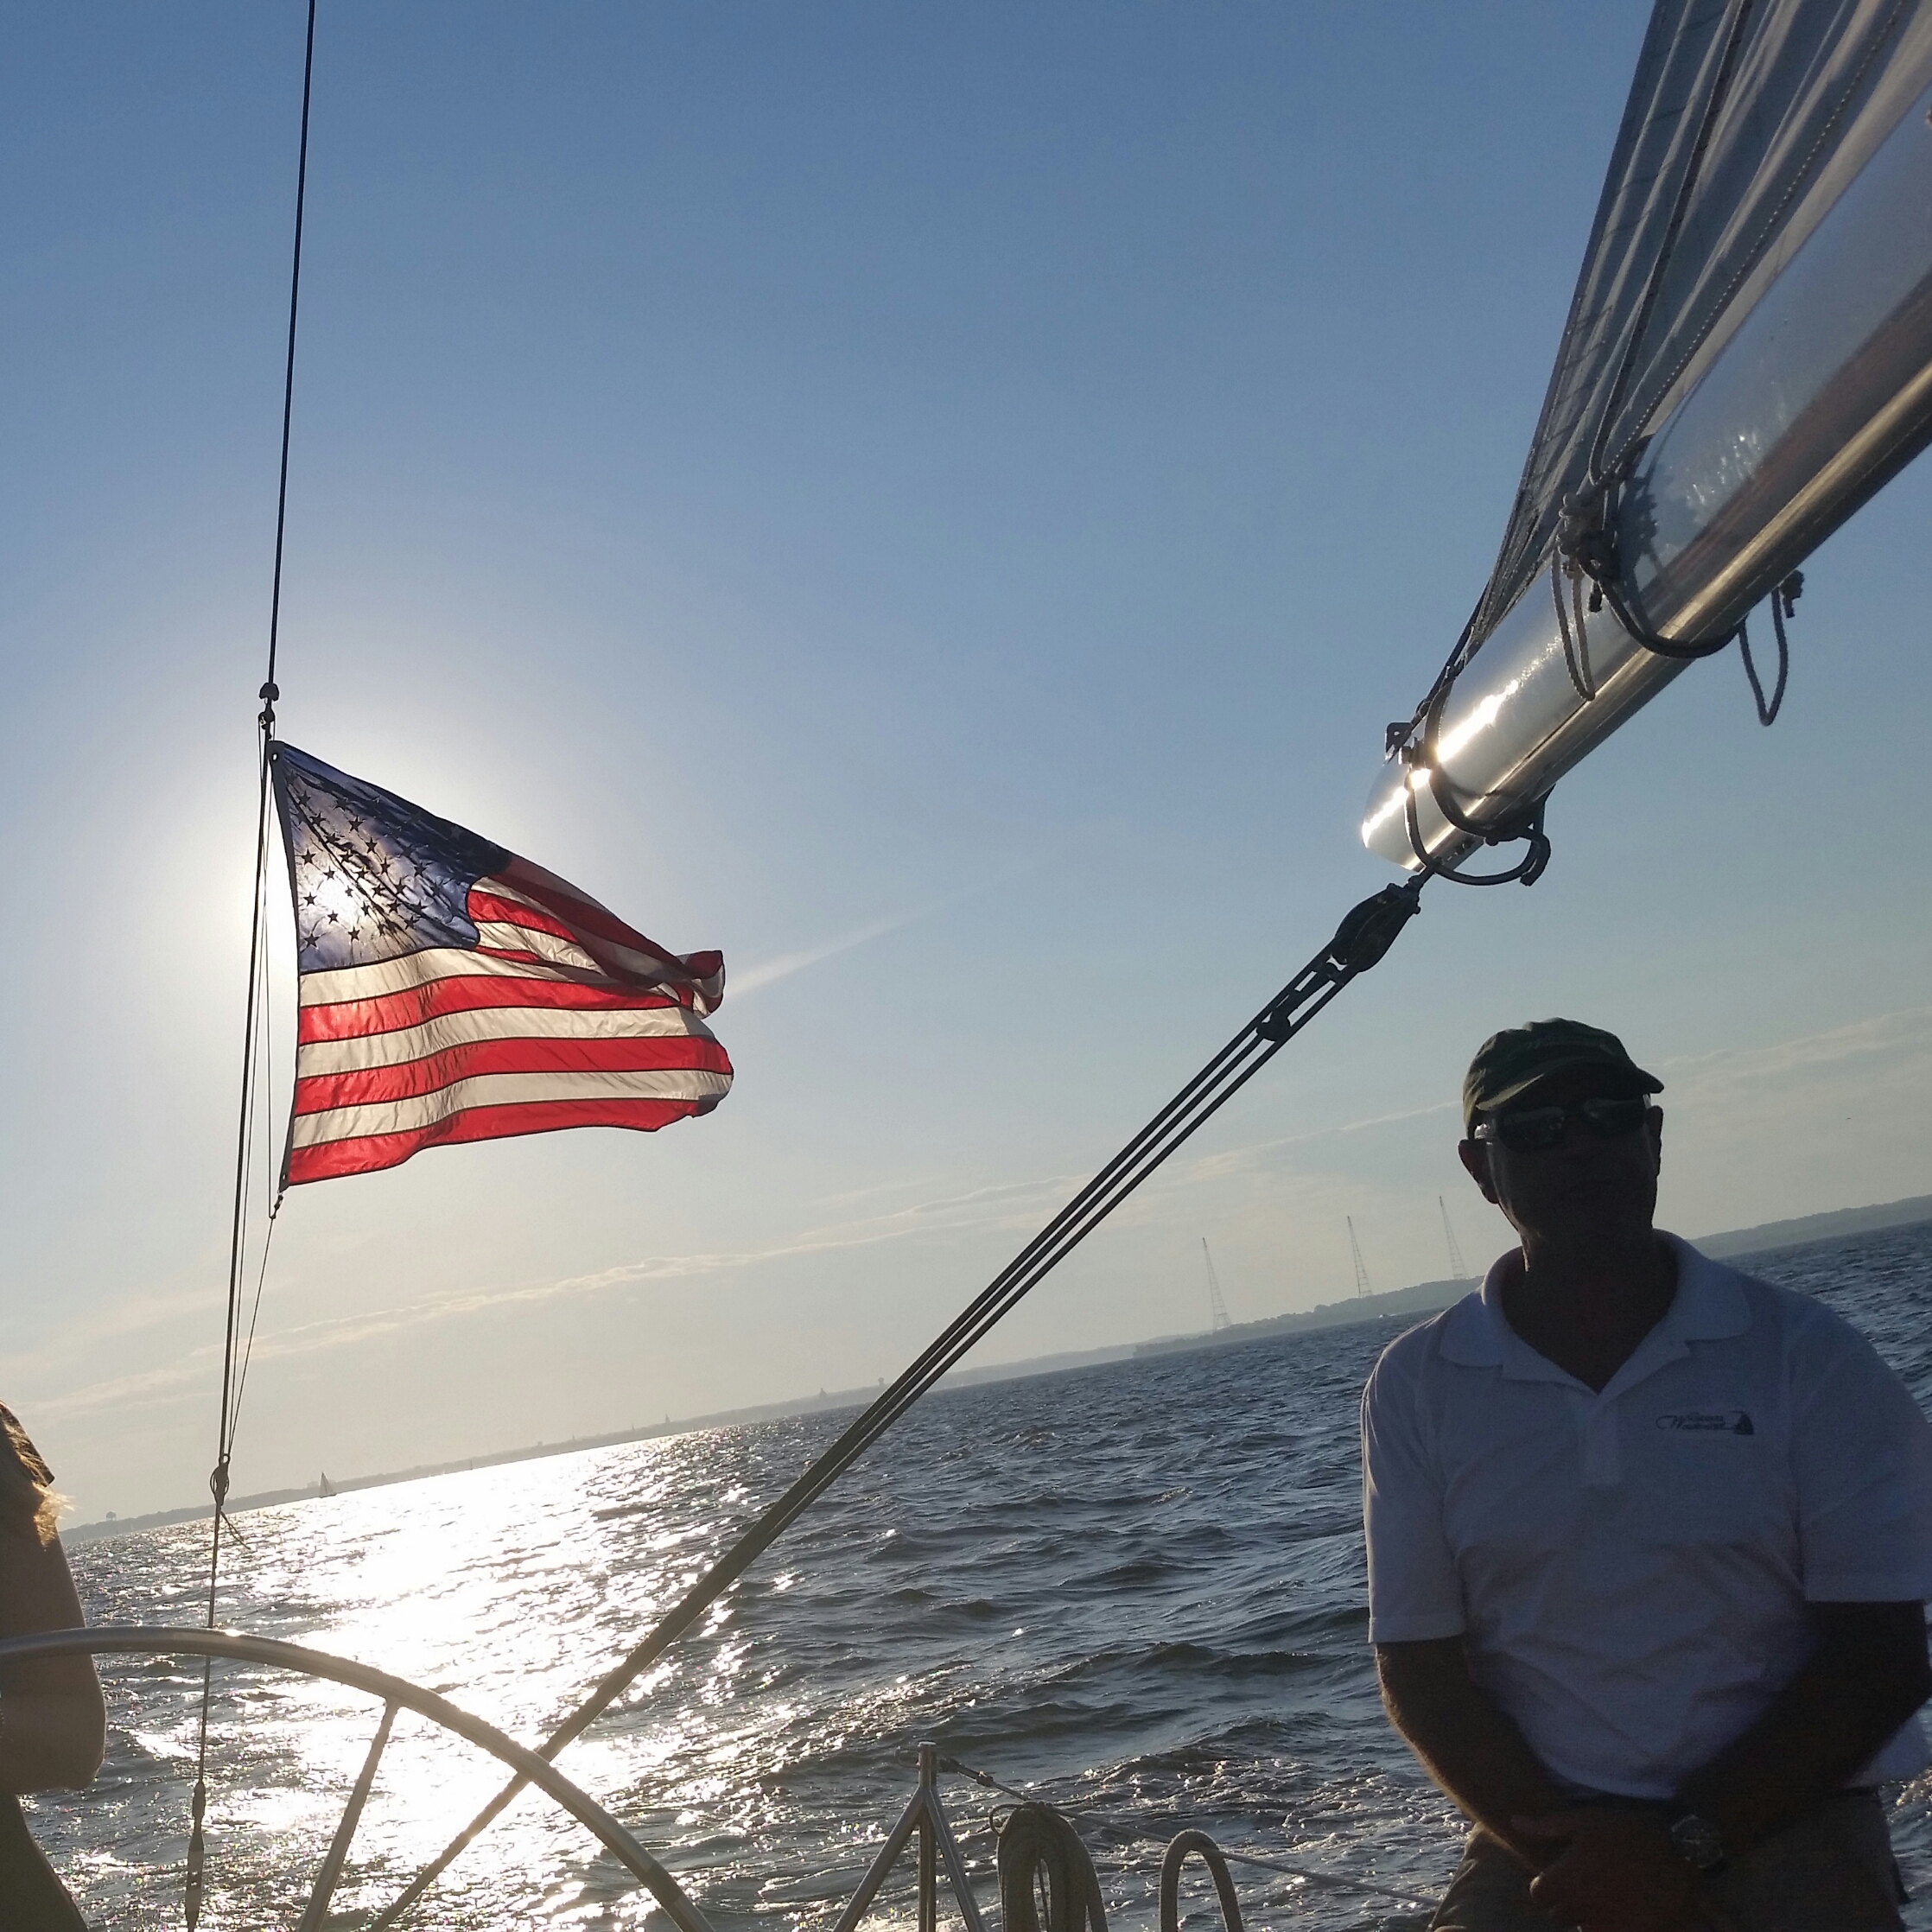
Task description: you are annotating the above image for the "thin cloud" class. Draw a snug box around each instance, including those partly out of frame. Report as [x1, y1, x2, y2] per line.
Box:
[1176, 1099, 1461, 1185]
[726, 830, 1091, 1000]
[31, 1090, 1473, 1419]
[27, 1170, 1090, 1422]
[729, 912, 923, 996]
[1657, 1006, 1932, 1094]
[1181, 1005, 1932, 1187]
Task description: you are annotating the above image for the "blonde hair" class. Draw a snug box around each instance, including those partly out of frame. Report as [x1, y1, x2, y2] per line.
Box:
[0, 1405, 61, 1544]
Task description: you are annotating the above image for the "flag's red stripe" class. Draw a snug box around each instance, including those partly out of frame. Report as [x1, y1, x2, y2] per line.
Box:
[493, 859, 672, 959]
[467, 888, 578, 942]
[292, 1034, 734, 1114]
[285, 1095, 719, 1185]
[487, 863, 722, 990]
[300, 973, 683, 1044]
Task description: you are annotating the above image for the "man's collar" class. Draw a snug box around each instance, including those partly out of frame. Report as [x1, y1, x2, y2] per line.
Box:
[1657, 1232, 1751, 1339]
[1438, 1231, 1750, 1375]
[1437, 1269, 1513, 1370]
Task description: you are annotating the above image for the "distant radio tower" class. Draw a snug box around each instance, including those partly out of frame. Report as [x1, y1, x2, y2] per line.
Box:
[1439, 1196, 1470, 1279]
[1348, 1217, 1372, 1299]
[1201, 1237, 1232, 1332]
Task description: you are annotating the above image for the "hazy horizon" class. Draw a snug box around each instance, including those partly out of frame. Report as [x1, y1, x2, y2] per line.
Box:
[70, 1191, 1932, 1533]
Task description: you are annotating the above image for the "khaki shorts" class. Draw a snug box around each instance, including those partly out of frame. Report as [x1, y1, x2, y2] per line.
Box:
[1429, 1791, 1906, 1932]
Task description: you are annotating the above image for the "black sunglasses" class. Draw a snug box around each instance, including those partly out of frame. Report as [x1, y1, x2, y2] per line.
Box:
[1471, 1095, 1652, 1152]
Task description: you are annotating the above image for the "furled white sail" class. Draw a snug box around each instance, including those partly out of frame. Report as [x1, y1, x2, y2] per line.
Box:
[1366, 1, 1932, 874]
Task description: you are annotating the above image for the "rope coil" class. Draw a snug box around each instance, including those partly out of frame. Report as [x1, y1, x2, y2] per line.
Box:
[999, 1805, 1109, 1932]
[937, 1757, 1441, 1916]
[1159, 1832, 1245, 1932]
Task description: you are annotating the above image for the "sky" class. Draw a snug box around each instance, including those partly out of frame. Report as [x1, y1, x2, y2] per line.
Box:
[3, 3, 1929, 1522]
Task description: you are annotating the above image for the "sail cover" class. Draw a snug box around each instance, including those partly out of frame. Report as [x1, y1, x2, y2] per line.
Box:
[1467, 0, 1932, 651]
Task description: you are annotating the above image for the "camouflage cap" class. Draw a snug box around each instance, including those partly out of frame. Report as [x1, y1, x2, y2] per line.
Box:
[1462, 1018, 1662, 1134]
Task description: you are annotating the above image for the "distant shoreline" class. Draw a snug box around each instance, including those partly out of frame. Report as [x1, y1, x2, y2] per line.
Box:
[65, 1192, 1932, 1546]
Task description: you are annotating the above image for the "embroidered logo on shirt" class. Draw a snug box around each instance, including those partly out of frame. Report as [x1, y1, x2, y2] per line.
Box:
[1656, 1410, 1754, 1435]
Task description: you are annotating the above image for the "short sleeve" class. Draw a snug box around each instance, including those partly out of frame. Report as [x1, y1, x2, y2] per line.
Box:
[1791, 1317, 1932, 1603]
[1361, 1345, 1466, 1643]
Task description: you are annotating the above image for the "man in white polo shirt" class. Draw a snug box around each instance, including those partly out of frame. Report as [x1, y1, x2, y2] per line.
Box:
[1363, 1019, 1932, 1931]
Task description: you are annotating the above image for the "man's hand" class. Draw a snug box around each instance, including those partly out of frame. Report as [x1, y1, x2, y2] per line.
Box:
[1516, 1810, 1731, 1932]
[1676, 1599, 1930, 1858]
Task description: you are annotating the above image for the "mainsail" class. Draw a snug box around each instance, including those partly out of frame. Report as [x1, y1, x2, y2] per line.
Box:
[1365, 0, 1932, 875]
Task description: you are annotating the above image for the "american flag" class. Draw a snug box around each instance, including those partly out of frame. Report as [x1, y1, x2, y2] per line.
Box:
[270, 743, 733, 1185]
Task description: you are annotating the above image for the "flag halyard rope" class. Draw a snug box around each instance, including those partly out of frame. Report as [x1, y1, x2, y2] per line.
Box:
[186, 2, 315, 1922]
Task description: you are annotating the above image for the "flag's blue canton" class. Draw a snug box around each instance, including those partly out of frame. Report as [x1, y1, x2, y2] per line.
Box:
[270, 743, 511, 973]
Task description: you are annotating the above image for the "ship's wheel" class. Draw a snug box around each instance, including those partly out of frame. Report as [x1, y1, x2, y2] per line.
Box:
[0, 1626, 715, 1931]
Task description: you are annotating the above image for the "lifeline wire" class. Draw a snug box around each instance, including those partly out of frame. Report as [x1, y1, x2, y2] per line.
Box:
[371, 877, 1427, 1926]
[186, 3, 315, 1925]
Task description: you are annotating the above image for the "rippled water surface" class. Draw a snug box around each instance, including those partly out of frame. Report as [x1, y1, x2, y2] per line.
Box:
[32, 1221, 1932, 1929]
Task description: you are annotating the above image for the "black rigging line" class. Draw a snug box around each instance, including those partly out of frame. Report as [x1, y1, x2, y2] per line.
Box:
[371, 875, 1427, 1927]
[264, 0, 317, 709]
[226, 855, 286, 1453]
[186, 3, 315, 1925]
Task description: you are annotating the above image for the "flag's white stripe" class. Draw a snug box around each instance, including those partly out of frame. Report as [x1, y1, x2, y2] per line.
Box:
[294, 1001, 715, 1076]
[483, 874, 690, 978]
[498, 857, 614, 919]
[483, 868, 689, 982]
[470, 876, 561, 919]
[471, 919, 601, 972]
[583, 933, 690, 982]
[291, 1067, 734, 1149]
[299, 947, 592, 1007]
[300, 939, 700, 1007]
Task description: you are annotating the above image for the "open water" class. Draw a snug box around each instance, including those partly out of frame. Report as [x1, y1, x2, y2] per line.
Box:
[29, 1220, 1932, 1929]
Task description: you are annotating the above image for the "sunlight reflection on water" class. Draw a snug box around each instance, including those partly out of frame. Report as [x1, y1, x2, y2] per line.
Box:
[31, 1221, 1932, 1929]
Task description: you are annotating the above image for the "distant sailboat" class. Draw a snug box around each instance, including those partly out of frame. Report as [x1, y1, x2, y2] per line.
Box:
[316, 1473, 335, 1499]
